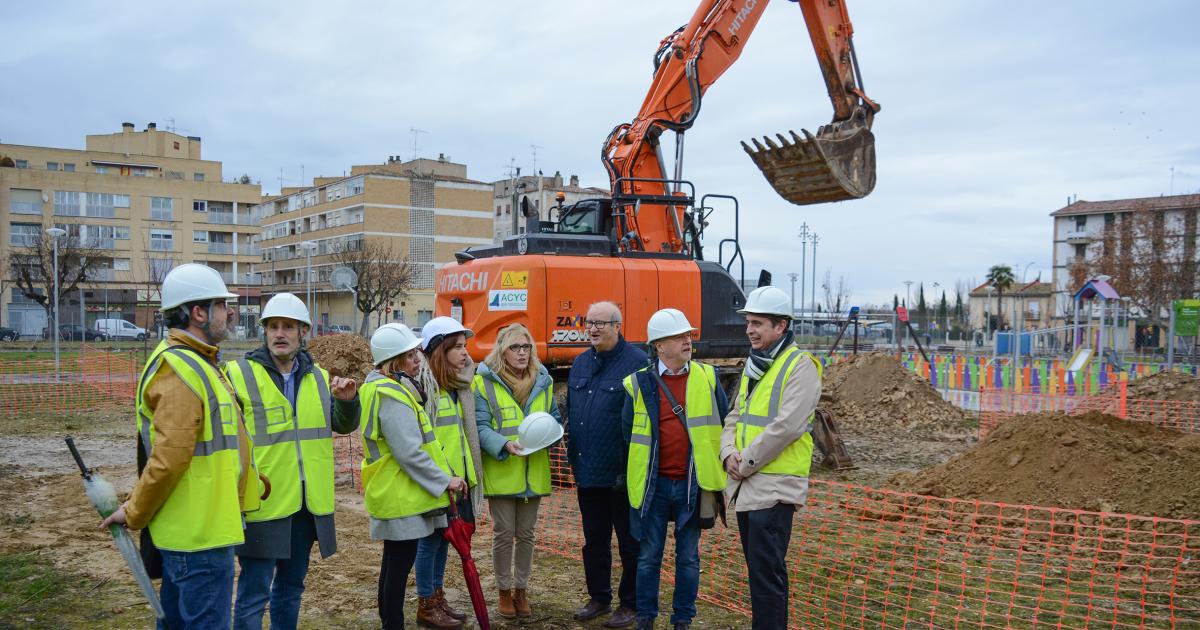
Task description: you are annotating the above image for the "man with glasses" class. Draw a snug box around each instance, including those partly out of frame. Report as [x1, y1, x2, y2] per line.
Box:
[564, 301, 645, 627]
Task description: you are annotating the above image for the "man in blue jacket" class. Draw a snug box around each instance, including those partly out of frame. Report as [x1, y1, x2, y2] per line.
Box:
[565, 301, 646, 628]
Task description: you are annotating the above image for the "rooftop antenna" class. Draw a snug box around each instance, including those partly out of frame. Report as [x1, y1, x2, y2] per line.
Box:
[410, 128, 429, 161]
[1170, 166, 1175, 195]
[530, 144, 543, 178]
[163, 117, 191, 134]
[300, 164, 305, 188]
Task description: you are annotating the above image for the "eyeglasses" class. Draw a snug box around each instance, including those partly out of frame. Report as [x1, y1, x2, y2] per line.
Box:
[584, 320, 618, 330]
[507, 343, 533, 353]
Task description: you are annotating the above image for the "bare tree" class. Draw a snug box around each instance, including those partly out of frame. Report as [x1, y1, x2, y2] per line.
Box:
[0, 257, 9, 328]
[9, 227, 105, 334]
[821, 269, 852, 316]
[331, 240, 414, 334]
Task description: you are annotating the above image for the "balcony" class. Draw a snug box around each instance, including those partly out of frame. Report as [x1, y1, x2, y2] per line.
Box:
[150, 209, 174, 221]
[82, 237, 116, 250]
[241, 244, 262, 256]
[208, 211, 235, 225]
[219, 272, 235, 284]
[1064, 229, 1090, 244]
[85, 205, 117, 218]
[207, 242, 235, 255]
[149, 241, 175, 252]
[87, 269, 117, 281]
[237, 211, 259, 225]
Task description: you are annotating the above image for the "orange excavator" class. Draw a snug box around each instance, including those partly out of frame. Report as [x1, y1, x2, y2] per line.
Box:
[435, 0, 879, 373]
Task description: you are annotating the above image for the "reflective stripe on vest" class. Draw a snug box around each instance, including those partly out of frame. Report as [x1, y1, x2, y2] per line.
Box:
[735, 346, 820, 477]
[434, 389, 477, 486]
[136, 345, 244, 551]
[358, 379, 451, 520]
[622, 362, 727, 509]
[227, 359, 336, 520]
[472, 374, 553, 497]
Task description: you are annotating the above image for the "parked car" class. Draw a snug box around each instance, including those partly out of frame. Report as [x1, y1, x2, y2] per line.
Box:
[59, 325, 107, 342]
[94, 318, 148, 341]
[0, 327, 18, 341]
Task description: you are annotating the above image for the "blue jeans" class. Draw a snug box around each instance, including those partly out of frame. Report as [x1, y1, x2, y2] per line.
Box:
[633, 477, 701, 625]
[415, 528, 449, 598]
[159, 546, 236, 630]
[234, 513, 317, 630]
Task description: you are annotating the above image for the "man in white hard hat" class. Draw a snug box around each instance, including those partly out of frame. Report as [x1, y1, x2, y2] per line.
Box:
[719, 286, 821, 630]
[102, 263, 260, 630]
[620, 308, 729, 630]
[226, 292, 360, 630]
[566, 301, 645, 628]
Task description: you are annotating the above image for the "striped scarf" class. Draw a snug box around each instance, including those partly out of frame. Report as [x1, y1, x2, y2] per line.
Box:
[743, 330, 795, 383]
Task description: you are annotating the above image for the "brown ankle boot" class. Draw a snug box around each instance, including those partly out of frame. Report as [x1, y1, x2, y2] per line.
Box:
[513, 588, 532, 617]
[417, 595, 463, 629]
[498, 588, 516, 618]
[435, 587, 467, 621]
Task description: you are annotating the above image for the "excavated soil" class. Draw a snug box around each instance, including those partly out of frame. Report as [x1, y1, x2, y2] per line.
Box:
[888, 411, 1200, 519]
[308, 333, 374, 382]
[822, 353, 970, 432]
[1120, 370, 1200, 401]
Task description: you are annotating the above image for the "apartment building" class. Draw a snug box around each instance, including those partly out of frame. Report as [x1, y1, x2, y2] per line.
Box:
[967, 280, 1054, 333]
[254, 155, 493, 329]
[1050, 193, 1200, 320]
[0, 123, 263, 337]
[493, 171, 609, 241]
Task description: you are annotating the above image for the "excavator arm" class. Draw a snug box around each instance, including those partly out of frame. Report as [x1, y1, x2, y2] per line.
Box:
[601, 0, 879, 255]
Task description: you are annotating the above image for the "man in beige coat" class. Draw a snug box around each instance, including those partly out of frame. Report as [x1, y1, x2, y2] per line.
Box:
[719, 286, 821, 630]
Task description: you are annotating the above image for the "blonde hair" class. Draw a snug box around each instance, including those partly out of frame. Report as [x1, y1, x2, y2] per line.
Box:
[483, 323, 541, 375]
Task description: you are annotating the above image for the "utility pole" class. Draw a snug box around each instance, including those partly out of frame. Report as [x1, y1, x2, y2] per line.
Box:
[798, 223, 809, 333]
[788, 273, 799, 318]
[811, 232, 819, 336]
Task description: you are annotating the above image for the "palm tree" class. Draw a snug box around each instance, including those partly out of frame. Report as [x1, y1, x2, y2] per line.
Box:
[986, 264, 1016, 331]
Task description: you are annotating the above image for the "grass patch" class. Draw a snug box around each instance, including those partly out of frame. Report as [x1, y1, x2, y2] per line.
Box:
[0, 551, 153, 630]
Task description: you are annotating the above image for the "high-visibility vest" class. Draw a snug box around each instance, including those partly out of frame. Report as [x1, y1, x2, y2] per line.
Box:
[622, 361, 727, 509]
[471, 374, 554, 497]
[135, 344, 246, 551]
[358, 378, 451, 519]
[225, 359, 335, 521]
[734, 346, 821, 478]
[433, 389, 477, 487]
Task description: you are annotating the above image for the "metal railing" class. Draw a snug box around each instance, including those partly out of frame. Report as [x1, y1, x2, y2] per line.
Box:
[150, 209, 174, 221]
[85, 206, 117, 218]
[87, 269, 117, 281]
[149, 240, 175, 251]
[208, 211, 235, 225]
[207, 242, 235, 254]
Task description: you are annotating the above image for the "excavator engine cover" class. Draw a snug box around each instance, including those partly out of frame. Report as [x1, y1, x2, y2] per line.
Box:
[743, 123, 875, 206]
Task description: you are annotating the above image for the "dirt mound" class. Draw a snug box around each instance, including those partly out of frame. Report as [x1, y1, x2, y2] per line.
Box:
[309, 333, 373, 382]
[1122, 370, 1200, 401]
[889, 411, 1200, 519]
[822, 353, 969, 432]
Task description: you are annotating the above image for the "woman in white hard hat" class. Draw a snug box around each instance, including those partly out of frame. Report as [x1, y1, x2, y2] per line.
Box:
[472, 323, 562, 619]
[361, 324, 468, 630]
[411, 316, 485, 627]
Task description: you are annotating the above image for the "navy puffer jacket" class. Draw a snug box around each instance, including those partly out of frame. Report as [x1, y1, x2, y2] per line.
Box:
[565, 337, 647, 488]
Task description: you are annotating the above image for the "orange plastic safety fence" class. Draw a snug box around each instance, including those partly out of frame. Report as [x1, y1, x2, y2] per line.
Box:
[0, 344, 139, 414]
[980, 391, 1200, 437]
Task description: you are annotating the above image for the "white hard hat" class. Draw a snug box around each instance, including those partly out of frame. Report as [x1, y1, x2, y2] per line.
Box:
[161, 263, 239, 311]
[370, 323, 422, 366]
[261, 292, 312, 327]
[646, 308, 696, 343]
[738, 286, 792, 318]
[421, 316, 474, 352]
[514, 411, 564, 456]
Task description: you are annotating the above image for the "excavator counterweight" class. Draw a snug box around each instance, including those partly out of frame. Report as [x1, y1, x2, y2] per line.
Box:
[744, 123, 876, 206]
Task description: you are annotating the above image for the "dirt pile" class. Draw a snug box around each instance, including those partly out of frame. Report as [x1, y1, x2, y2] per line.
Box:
[1121, 370, 1200, 401]
[889, 411, 1200, 519]
[308, 333, 373, 382]
[822, 353, 969, 432]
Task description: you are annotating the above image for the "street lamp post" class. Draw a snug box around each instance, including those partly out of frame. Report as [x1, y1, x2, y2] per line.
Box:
[787, 272, 799, 318]
[798, 223, 809, 334]
[903, 280, 914, 346]
[300, 241, 317, 338]
[810, 232, 819, 336]
[46, 227, 67, 381]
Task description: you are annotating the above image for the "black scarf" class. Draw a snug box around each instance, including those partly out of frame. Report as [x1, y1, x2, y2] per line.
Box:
[744, 330, 795, 382]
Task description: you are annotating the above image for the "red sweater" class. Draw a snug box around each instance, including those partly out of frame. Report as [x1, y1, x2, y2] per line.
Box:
[657, 372, 690, 480]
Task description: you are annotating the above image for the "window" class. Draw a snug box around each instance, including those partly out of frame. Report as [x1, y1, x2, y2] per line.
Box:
[53, 191, 81, 216]
[193, 230, 209, 243]
[325, 184, 343, 202]
[47, 162, 59, 171]
[193, 200, 208, 213]
[95, 166, 107, 174]
[10, 223, 41, 247]
[114, 226, 130, 240]
[193, 173, 205, 182]
[496, 205, 502, 216]
[85, 193, 121, 218]
[14, 160, 28, 169]
[166, 171, 184, 180]
[133, 168, 149, 177]
[1074, 215, 1086, 230]
[63, 163, 75, 172]
[150, 197, 174, 221]
[1074, 244, 1086, 259]
[344, 177, 364, 196]
[149, 258, 174, 279]
[10, 189, 42, 215]
[150, 229, 175, 251]
[113, 259, 131, 271]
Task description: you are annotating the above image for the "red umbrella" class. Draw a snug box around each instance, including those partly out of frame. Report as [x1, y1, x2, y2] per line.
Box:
[444, 494, 490, 630]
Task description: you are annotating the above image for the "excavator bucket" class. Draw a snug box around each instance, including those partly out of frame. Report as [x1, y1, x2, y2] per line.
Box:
[812, 408, 856, 471]
[742, 123, 876, 206]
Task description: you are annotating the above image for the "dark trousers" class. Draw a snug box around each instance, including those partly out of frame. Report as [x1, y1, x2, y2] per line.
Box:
[737, 504, 796, 630]
[379, 539, 419, 629]
[577, 486, 639, 609]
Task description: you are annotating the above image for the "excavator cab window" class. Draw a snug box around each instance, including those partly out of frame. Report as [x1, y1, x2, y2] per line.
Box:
[556, 200, 603, 235]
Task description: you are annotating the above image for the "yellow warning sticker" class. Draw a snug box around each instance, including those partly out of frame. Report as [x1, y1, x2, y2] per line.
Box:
[500, 271, 528, 289]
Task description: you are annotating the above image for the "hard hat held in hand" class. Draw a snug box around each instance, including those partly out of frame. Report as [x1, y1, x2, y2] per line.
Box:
[738, 286, 792, 318]
[514, 411, 563, 456]
[421, 316, 474, 352]
[370, 323, 422, 366]
[646, 308, 696, 343]
[160, 263, 238, 310]
[261, 292, 312, 327]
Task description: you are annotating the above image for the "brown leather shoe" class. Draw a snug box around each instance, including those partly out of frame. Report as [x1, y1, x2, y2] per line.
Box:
[435, 587, 467, 621]
[417, 595, 463, 629]
[498, 588, 516, 618]
[604, 605, 638, 628]
[512, 588, 532, 617]
[574, 599, 612, 621]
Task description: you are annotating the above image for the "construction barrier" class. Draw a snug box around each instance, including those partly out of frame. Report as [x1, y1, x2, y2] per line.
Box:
[979, 389, 1200, 437]
[0, 344, 139, 414]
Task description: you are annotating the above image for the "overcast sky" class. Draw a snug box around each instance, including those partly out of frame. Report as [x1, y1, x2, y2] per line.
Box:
[4, 1, 1198, 307]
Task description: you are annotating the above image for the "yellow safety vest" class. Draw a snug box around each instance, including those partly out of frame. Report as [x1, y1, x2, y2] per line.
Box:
[433, 389, 477, 487]
[734, 345, 821, 477]
[622, 361, 727, 509]
[225, 359, 335, 521]
[471, 374, 554, 497]
[359, 378, 451, 519]
[135, 344, 246, 552]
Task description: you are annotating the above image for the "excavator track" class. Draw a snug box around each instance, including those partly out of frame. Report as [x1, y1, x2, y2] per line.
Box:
[743, 123, 876, 206]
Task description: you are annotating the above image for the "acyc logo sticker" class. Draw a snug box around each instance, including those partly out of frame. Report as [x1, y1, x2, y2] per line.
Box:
[488, 290, 528, 311]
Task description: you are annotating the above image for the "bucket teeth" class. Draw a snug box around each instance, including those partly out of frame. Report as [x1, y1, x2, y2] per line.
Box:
[742, 123, 876, 206]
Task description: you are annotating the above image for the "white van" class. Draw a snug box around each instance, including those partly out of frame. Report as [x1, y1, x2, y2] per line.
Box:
[95, 318, 148, 341]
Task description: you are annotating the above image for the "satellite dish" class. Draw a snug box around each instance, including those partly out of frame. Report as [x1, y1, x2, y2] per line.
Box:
[330, 266, 358, 291]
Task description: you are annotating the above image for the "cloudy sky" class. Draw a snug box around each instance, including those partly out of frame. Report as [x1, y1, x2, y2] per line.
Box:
[4, 1, 1198, 307]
